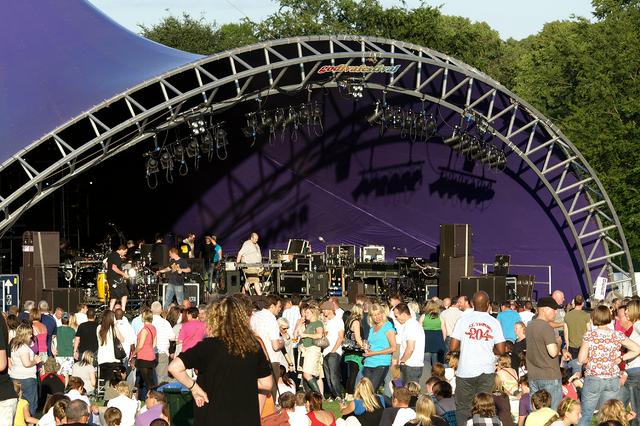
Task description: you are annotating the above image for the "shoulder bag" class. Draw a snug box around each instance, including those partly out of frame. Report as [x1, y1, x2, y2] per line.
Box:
[113, 327, 126, 360]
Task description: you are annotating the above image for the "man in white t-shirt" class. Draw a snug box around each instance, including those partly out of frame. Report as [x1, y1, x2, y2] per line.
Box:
[250, 295, 284, 400]
[450, 291, 506, 426]
[394, 303, 425, 384]
[320, 301, 344, 400]
[151, 301, 176, 384]
[519, 301, 535, 325]
[440, 296, 463, 345]
[237, 232, 263, 295]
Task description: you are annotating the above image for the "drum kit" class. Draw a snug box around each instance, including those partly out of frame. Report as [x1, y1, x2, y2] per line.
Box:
[66, 254, 159, 308]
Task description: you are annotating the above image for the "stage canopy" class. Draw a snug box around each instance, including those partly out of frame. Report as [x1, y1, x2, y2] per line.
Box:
[0, 1, 634, 299]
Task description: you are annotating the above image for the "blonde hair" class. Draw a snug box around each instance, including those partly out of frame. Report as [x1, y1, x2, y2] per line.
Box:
[497, 354, 512, 369]
[407, 301, 420, 318]
[406, 381, 421, 396]
[116, 381, 131, 397]
[445, 352, 459, 370]
[206, 297, 260, 358]
[305, 306, 321, 322]
[431, 363, 445, 379]
[556, 398, 580, 420]
[354, 377, 381, 412]
[368, 303, 386, 327]
[69, 314, 78, 330]
[626, 300, 640, 323]
[423, 301, 440, 318]
[349, 304, 364, 322]
[79, 350, 94, 366]
[598, 399, 629, 426]
[142, 310, 154, 323]
[410, 395, 436, 426]
[11, 323, 33, 351]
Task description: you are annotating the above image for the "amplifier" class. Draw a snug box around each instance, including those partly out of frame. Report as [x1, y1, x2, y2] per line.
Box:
[42, 288, 83, 313]
[161, 283, 200, 306]
[222, 270, 244, 294]
[294, 257, 311, 272]
[308, 271, 329, 298]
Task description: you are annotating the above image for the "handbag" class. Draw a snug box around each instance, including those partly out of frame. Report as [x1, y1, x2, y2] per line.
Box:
[113, 328, 126, 360]
[342, 329, 363, 353]
[261, 408, 289, 426]
[312, 336, 330, 350]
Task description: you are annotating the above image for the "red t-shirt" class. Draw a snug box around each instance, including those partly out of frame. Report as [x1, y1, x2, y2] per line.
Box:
[137, 324, 157, 361]
[179, 320, 207, 352]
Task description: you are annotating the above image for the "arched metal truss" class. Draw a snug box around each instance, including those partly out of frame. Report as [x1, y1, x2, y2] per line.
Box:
[0, 35, 634, 295]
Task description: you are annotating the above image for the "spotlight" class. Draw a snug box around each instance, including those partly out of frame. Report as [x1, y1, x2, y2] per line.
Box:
[159, 149, 173, 170]
[189, 118, 206, 135]
[127, 268, 137, 278]
[186, 138, 199, 158]
[145, 156, 159, 175]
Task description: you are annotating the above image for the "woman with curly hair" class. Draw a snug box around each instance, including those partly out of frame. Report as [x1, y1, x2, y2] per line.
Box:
[168, 298, 273, 425]
[597, 400, 635, 426]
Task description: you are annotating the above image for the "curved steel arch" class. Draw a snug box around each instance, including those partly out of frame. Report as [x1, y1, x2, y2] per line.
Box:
[0, 35, 634, 296]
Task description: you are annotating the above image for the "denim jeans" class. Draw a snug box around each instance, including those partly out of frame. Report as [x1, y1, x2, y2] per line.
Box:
[323, 353, 343, 398]
[163, 284, 184, 309]
[530, 379, 562, 413]
[15, 378, 37, 416]
[626, 370, 640, 426]
[362, 366, 389, 393]
[578, 376, 620, 426]
[400, 365, 423, 385]
[455, 373, 495, 426]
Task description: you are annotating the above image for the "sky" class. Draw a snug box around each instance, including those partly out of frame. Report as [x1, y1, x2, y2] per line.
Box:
[88, 0, 595, 41]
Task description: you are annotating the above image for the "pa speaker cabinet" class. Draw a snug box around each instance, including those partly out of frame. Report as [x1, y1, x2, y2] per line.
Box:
[22, 231, 60, 268]
[42, 288, 83, 313]
[459, 276, 507, 303]
[438, 256, 474, 298]
[439, 224, 471, 260]
[161, 283, 199, 306]
[515, 274, 535, 300]
[222, 270, 244, 295]
[20, 266, 59, 304]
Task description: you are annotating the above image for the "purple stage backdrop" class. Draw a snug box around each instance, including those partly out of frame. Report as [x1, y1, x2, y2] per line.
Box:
[170, 93, 585, 299]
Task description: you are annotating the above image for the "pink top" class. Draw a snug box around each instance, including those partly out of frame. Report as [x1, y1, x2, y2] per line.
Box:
[179, 320, 206, 352]
[33, 322, 47, 354]
[137, 324, 156, 361]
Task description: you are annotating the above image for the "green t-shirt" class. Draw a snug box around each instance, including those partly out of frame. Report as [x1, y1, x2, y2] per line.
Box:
[56, 325, 75, 357]
[422, 314, 442, 331]
[302, 320, 324, 348]
[564, 308, 590, 348]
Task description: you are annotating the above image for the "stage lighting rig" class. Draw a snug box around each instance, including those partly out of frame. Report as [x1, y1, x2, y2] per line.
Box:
[337, 77, 365, 100]
[241, 102, 323, 144]
[189, 118, 207, 135]
[213, 122, 229, 160]
[368, 99, 437, 142]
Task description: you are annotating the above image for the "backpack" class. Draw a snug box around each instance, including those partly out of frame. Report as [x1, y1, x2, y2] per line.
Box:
[434, 399, 457, 426]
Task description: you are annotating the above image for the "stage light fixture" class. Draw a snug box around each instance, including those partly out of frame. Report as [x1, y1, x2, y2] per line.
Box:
[145, 156, 159, 175]
[159, 150, 173, 170]
[189, 118, 206, 135]
[186, 138, 199, 158]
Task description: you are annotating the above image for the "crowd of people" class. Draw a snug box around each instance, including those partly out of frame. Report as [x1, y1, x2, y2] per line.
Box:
[0, 289, 638, 426]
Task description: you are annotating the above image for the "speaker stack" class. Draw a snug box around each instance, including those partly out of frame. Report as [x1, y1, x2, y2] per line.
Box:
[20, 231, 60, 304]
[438, 224, 474, 298]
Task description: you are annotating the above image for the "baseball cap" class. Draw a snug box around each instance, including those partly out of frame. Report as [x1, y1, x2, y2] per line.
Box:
[537, 296, 561, 309]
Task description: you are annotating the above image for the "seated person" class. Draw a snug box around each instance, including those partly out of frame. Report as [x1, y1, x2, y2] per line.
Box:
[524, 390, 558, 426]
[379, 387, 416, 426]
[104, 366, 129, 401]
[40, 358, 65, 410]
[278, 392, 309, 426]
[432, 380, 456, 423]
[135, 391, 169, 426]
[340, 377, 386, 426]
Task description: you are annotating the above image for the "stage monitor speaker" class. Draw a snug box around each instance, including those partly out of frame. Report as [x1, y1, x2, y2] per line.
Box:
[494, 254, 511, 276]
[439, 224, 471, 259]
[438, 256, 474, 298]
[20, 266, 59, 304]
[279, 273, 308, 295]
[459, 276, 507, 303]
[222, 270, 244, 295]
[161, 283, 200, 306]
[22, 231, 60, 268]
[42, 288, 83, 313]
[308, 271, 329, 298]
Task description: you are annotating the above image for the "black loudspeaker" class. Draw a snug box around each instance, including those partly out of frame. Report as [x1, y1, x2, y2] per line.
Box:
[439, 224, 471, 259]
[150, 244, 169, 270]
[494, 254, 511, 276]
[459, 276, 507, 303]
[20, 266, 59, 304]
[223, 270, 244, 295]
[308, 271, 329, 298]
[279, 273, 308, 295]
[42, 288, 83, 313]
[438, 256, 474, 298]
[161, 283, 200, 306]
[348, 280, 365, 304]
[515, 275, 535, 299]
[23, 231, 60, 268]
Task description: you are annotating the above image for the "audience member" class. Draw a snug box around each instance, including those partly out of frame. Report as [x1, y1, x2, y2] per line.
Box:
[72, 351, 96, 395]
[467, 392, 501, 426]
[406, 394, 448, 426]
[321, 300, 345, 400]
[73, 309, 98, 361]
[394, 303, 425, 385]
[379, 387, 415, 426]
[9, 323, 41, 416]
[550, 398, 582, 426]
[105, 406, 123, 426]
[524, 390, 557, 426]
[107, 381, 139, 426]
[64, 399, 90, 426]
[151, 302, 175, 384]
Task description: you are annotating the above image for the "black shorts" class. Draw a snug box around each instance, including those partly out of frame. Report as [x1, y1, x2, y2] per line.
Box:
[110, 281, 129, 299]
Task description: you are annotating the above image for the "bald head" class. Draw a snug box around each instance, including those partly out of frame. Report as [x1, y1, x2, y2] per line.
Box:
[552, 290, 565, 305]
[472, 291, 490, 312]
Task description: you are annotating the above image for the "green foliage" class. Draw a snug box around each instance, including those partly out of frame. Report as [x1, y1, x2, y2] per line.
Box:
[139, 0, 640, 261]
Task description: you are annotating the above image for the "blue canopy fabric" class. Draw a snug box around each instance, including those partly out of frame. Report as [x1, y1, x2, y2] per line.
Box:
[0, 0, 201, 164]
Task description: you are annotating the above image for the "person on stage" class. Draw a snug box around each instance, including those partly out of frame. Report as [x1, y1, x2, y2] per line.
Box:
[237, 232, 263, 295]
[156, 248, 191, 309]
[179, 233, 196, 259]
[107, 245, 129, 311]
